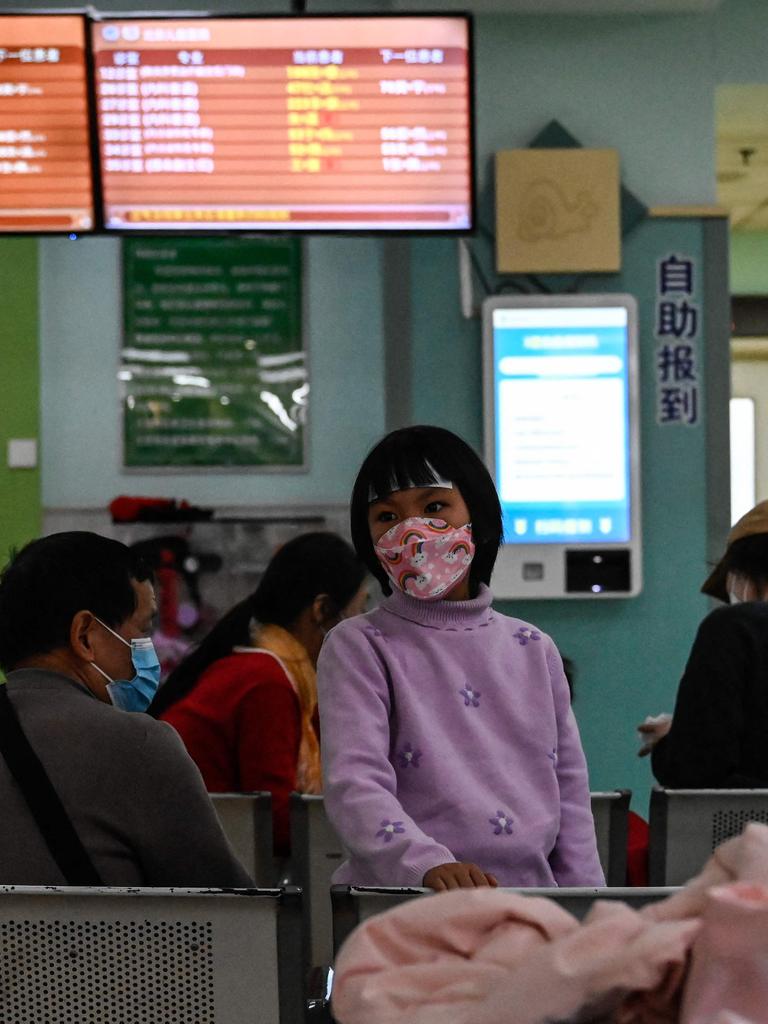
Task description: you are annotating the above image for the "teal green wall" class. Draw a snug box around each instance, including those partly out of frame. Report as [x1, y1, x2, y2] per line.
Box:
[474, 9, 714, 206]
[0, 240, 41, 567]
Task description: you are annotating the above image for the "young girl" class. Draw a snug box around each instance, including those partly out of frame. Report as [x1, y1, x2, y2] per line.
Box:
[317, 425, 604, 890]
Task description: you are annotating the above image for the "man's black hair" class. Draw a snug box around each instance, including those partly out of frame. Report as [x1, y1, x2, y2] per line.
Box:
[350, 425, 503, 596]
[0, 532, 152, 672]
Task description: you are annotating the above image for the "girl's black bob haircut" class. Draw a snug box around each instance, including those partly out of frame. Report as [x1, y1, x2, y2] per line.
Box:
[350, 425, 503, 597]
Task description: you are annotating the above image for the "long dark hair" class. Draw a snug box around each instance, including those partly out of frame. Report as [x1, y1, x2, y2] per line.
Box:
[350, 425, 503, 597]
[150, 531, 365, 716]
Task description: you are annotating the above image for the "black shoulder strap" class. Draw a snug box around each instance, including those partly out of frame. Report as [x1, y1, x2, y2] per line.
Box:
[0, 684, 102, 885]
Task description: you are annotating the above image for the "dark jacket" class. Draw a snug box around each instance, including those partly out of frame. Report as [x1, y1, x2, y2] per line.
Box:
[652, 602, 768, 788]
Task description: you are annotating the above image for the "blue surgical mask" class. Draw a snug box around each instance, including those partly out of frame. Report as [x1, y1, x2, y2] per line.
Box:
[92, 619, 161, 713]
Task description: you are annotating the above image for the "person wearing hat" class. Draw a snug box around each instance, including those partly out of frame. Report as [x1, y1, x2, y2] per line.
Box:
[638, 500, 768, 787]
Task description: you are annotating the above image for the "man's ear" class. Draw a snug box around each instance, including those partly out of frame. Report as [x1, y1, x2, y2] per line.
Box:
[70, 610, 97, 661]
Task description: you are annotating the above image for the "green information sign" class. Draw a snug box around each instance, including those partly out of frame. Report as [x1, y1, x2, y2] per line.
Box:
[122, 237, 305, 468]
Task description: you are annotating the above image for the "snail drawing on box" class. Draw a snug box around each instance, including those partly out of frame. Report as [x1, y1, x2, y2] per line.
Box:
[517, 178, 599, 242]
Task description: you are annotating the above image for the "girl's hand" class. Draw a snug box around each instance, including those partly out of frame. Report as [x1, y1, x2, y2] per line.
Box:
[423, 862, 498, 890]
[637, 713, 673, 756]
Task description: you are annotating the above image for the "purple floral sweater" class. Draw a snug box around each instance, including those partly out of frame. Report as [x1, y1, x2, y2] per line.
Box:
[317, 584, 604, 888]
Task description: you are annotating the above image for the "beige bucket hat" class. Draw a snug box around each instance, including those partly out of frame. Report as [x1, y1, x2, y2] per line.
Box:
[701, 500, 768, 601]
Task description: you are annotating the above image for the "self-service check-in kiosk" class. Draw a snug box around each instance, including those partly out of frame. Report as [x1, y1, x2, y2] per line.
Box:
[483, 294, 641, 599]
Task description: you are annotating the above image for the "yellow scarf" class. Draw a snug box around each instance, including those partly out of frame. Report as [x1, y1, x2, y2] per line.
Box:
[248, 622, 322, 795]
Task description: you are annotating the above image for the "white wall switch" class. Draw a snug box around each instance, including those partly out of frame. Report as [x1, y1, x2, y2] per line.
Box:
[7, 438, 38, 469]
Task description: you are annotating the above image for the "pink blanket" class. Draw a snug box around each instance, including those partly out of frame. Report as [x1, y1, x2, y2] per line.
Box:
[332, 823, 768, 1024]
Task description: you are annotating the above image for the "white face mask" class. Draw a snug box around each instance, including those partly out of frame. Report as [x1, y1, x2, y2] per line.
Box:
[726, 572, 755, 605]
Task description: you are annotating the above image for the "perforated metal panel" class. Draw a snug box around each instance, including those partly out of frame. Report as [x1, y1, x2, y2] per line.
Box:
[711, 809, 768, 849]
[0, 887, 301, 1024]
[650, 788, 768, 886]
[0, 917, 215, 1024]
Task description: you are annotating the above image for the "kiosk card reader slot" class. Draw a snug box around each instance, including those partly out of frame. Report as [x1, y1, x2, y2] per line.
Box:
[483, 295, 641, 599]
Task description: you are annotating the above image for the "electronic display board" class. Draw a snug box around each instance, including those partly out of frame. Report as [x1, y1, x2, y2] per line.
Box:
[483, 295, 642, 599]
[91, 16, 473, 232]
[0, 14, 94, 233]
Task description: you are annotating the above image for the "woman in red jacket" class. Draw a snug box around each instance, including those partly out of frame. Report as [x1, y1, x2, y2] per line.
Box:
[150, 532, 367, 856]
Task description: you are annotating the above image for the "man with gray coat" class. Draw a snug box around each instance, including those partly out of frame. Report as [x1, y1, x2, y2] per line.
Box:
[0, 531, 252, 887]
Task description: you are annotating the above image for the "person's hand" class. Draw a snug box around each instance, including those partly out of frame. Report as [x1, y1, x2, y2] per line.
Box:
[637, 713, 673, 757]
[422, 862, 498, 890]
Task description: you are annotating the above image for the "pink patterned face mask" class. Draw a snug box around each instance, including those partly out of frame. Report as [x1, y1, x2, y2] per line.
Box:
[374, 517, 475, 601]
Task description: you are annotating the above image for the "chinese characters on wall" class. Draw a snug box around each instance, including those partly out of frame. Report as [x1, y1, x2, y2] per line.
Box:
[655, 253, 700, 426]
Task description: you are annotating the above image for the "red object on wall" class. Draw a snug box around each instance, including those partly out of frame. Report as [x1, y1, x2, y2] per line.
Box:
[110, 496, 192, 522]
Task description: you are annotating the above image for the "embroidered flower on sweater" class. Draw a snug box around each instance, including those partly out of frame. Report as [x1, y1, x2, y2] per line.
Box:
[514, 627, 541, 646]
[376, 819, 405, 843]
[489, 810, 514, 836]
[398, 743, 422, 769]
[459, 685, 481, 707]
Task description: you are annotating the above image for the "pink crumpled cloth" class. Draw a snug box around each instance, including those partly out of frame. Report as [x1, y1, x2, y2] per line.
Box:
[332, 823, 768, 1024]
[678, 882, 768, 1024]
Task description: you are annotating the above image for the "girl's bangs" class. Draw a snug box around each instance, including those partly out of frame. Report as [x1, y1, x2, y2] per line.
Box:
[366, 449, 452, 504]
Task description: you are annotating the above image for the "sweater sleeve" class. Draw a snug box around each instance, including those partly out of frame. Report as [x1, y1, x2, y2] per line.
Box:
[236, 681, 301, 857]
[652, 607, 749, 788]
[545, 644, 605, 886]
[129, 720, 255, 887]
[317, 622, 456, 886]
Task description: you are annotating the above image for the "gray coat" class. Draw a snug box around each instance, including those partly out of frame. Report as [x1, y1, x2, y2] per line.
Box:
[0, 669, 253, 887]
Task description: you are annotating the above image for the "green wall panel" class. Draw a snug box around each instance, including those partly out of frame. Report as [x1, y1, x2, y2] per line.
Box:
[0, 238, 40, 568]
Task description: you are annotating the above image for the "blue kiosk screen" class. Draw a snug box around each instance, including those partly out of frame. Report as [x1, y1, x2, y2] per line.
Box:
[491, 305, 632, 545]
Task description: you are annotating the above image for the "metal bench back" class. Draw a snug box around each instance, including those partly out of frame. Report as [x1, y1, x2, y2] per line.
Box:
[649, 786, 768, 885]
[331, 884, 675, 955]
[590, 789, 630, 885]
[0, 884, 303, 1024]
[211, 791, 275, 886]
[290, 793, 345, 969]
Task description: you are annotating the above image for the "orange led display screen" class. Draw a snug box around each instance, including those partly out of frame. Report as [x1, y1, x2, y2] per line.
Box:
[0, 15, 94, 233]
[91, 16, 473, 232]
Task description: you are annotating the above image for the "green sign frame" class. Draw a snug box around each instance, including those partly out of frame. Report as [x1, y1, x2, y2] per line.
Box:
[121, 236, 305, 469]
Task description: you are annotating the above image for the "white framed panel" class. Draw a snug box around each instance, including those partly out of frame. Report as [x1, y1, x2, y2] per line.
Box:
[483, 293, 642, 599]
